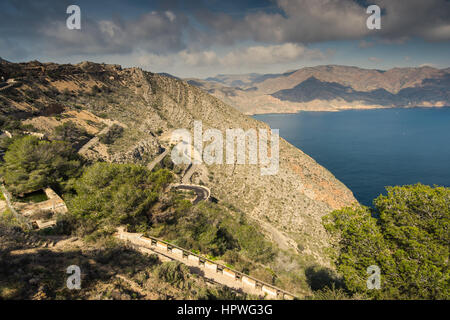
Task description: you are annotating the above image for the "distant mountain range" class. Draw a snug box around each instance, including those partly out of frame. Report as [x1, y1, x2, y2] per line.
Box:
[187, 65, 450, 114]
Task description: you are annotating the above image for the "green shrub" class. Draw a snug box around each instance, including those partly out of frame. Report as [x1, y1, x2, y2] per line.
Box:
[154, 261, 190, 289]
[195, 285, 246, 300]
[323, 184, 450, 299]
[90, 85, 101, 96]
[235, 224, 275, 263]
[99, 124, 123, 144]
[68, 163, 172, 235]
[0, 136, 82, 195]
[52, 121, 93, 150]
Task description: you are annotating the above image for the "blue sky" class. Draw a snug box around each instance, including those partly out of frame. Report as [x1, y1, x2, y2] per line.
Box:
[0, 0, 449, 78]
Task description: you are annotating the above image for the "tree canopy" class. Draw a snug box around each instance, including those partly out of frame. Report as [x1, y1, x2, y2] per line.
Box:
[323, 184, 449, 299]
[68, 162, 172, 234]
[0, 136, 82, 195]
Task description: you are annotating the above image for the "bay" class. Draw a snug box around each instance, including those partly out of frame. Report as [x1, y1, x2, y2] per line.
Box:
[254, 107, 450, 206]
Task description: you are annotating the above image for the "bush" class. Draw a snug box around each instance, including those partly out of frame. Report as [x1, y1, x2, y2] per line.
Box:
[52, 121, 93, 150]
[149, 200, 274, 266]
[90, 85, 101, 96]
[195, 285, 246, 300]
[154, 261, 190, 289]
[311, 284, 360, 300]
[99, 124, 123, 144]
[0, 208, 21, 228]
[0, 136, 82, 195]
[304, 266, 343, 291]
[235, 224, 275, 263]
[68, 163, 172, 235]
[0, 115, 24, 131]
[323, 184, 450, 299]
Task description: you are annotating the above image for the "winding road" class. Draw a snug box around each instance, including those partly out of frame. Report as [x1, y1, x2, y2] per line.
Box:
[147, 146, 210, 204]
[171, 184, 210, 204]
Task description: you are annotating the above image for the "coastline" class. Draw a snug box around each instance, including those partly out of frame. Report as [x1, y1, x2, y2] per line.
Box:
[245, 104, 450, 116]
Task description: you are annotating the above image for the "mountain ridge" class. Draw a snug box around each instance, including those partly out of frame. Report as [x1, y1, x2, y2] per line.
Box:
[0, 60, 357, 266]
[188, 65, 450, 114]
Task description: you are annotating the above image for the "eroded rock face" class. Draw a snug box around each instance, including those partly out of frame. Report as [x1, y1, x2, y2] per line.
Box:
[0, 60, 358, 265]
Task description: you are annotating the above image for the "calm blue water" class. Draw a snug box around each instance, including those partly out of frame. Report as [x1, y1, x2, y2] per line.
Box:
[254, 108, 450, 206]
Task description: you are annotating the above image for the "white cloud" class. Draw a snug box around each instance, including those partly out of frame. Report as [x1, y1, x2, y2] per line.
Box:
[165, 11, 176, 23]
[37, 10, 188, 56]
[179, 50, 219, 66]
[420, 24, 450, 42]
[419, 63, 439, 68]
[368, 57, 382, 63]
[178, 43, 327, 68]
[222, 43, 309, 66]
[373, 0, 450, 42]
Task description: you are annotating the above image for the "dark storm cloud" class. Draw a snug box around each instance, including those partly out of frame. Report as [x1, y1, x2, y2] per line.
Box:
[39, 11, 190, 55]
[194, 0, 450, 44]
[0, 0, 190, 56]
[375, 0, 450, 42]
[0, 0, 448, 62]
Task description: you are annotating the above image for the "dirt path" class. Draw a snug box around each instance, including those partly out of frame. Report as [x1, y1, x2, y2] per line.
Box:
[78, 126, 109, 155]
[147, 148, 169, 171]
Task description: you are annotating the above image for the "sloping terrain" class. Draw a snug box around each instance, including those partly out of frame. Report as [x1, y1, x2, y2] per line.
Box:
[0, 60, 357, 267]
[0, 225, 246, 300]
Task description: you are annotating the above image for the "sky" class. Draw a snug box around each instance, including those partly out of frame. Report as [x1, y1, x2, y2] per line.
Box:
[0, 0, 449, 78]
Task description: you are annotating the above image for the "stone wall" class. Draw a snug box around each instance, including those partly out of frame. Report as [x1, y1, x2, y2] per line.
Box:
[116, 228, 296, 300]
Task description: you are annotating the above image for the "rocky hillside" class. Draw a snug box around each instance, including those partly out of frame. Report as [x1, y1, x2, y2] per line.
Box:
[0, 224, 244, 300]
[188, 65, 450, 114]
[0, 60, 357, 265]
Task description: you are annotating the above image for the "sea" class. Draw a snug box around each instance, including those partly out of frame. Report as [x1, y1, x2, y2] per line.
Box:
[254, 107, 450, 206]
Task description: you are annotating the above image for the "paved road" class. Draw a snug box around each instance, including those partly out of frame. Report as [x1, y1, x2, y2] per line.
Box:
[172, 184, 210, 204]
[78, 121, 126, 155]
[147, 146, 210, 204]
